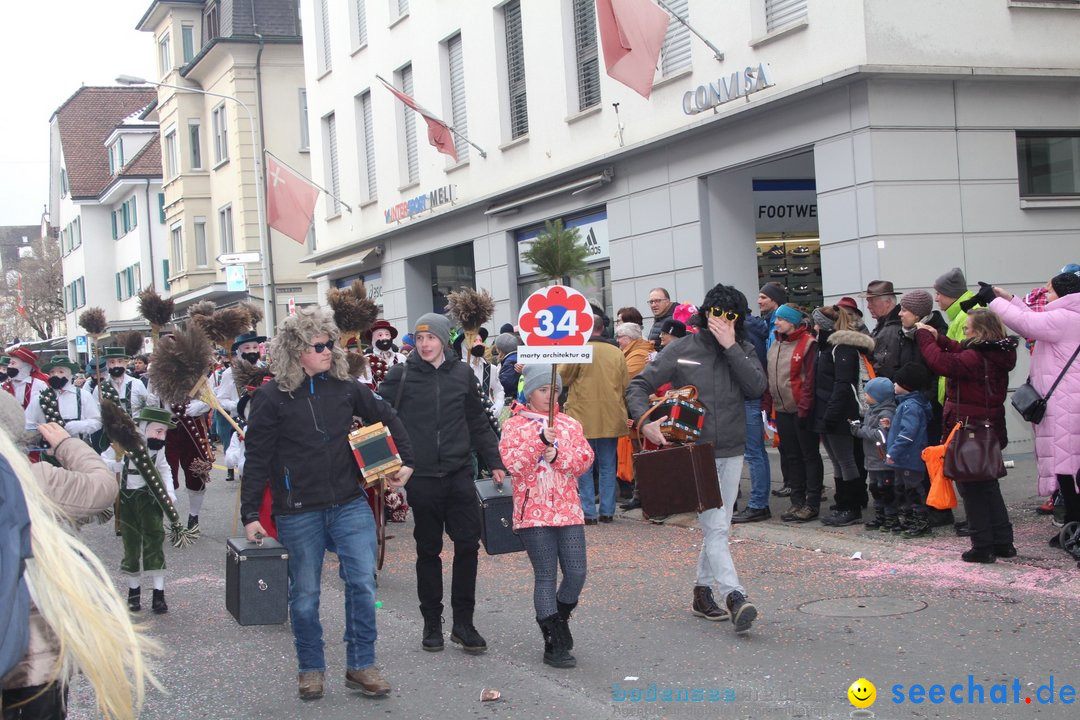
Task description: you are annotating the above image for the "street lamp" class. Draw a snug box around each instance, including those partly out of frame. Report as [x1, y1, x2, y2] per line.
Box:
[116, 74, 275, 331]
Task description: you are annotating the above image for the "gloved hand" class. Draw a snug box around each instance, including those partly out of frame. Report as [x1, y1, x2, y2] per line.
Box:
[847, 419, 862, 437]
[959, 282, 995, 312]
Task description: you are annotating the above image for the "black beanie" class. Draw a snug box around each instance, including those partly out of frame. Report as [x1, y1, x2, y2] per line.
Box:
[895, 362, 930, 392]
[1050, 272, 1080, 299]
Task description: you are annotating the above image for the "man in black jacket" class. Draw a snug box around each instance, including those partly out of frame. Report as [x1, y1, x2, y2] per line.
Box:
[243, 307, 414, 702]
[863, 279, 903, 379]
[379, 312, 506, 655]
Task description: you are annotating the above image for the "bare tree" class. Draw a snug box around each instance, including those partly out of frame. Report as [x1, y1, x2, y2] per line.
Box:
[2, 235, 65, 341]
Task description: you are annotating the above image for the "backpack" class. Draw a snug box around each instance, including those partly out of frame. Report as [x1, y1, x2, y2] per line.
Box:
[0, 454, 32, 678]
[834, 345, 877, 416]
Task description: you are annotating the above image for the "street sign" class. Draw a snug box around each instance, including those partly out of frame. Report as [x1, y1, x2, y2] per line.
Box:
[516, 285, 594, 364]
[74, 335, 88, 352]
[217, 251, 262, 265]
[225, 264, 247, 292]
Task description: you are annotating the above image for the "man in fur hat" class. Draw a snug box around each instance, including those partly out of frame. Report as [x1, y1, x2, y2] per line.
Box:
[3, 347, 48, 411]
[242, 306, 414, 702]
[25, 356, 101, 444]
[94, 347, 149, 417]
[379, 313, 506, 656]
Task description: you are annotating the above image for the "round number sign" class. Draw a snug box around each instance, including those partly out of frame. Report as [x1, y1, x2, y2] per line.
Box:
[517, 285, 594, 346]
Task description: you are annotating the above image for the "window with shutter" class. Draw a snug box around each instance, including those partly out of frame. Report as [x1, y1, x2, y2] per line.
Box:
[219, 205, 234, 253]
[354, 0, 368, 48]
[299, 90, 310, 150]
[318, 0, 332, 72]
[158, 193, 166, 224]
[765, 0, 807, 33]
[397, 0, 410, 17]
[447, 34, 468, 162]
[162, 259, 170, 289]
[401, 65, 419, 182]
[324, 113, 342, 215]
[573, 0, 601, 111]
[194, 218, 208, 267]
[358, 91, 377, 200]
[660, 0, 691, 75]
[504, 0, 528, 139]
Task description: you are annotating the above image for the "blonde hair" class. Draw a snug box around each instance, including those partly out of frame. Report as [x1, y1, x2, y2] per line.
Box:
[1, 431, 158, 719]
[834, 306, 860, 332]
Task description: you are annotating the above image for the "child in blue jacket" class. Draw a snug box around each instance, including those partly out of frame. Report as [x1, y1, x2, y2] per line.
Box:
[885, 363, 933, 538]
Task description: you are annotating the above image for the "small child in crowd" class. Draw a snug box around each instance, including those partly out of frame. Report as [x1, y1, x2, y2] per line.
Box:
[885, 363, 933, 538]
[850, 377, 897, 531]
[498, 364, 593, 670]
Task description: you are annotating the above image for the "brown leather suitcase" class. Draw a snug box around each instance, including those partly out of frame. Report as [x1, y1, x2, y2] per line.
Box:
[633, 442, 722, 517]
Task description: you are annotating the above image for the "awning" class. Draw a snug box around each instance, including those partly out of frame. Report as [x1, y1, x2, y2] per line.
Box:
[307, 247, 377, 280]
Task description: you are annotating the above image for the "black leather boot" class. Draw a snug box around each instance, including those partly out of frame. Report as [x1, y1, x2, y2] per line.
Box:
[539, 615, 575, 668]
[127, 587, 141, 612]
[422, 615, 444, 652]
[556, 601, 577, 651]
[151, 589, 168, 614]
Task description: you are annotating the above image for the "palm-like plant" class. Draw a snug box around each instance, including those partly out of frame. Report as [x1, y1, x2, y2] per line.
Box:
[520, 220, 591, 284]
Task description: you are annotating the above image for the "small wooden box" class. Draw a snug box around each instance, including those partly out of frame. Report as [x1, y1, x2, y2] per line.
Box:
[349, 422, 402, 488]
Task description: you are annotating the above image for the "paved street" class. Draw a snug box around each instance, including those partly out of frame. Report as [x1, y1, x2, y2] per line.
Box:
[65, 450, 1080, 720]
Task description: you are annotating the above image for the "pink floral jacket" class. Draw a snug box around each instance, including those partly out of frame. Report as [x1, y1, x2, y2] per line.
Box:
[498, 405, 594, 530]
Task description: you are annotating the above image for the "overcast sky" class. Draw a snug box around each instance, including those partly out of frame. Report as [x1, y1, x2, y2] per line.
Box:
[0, 1, 157, 226]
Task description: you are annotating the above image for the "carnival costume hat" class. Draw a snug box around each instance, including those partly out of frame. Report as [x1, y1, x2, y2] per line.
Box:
[269, 306, 350, 393]
[363, 319, 398, 343]
[231, 330, 267, 354]
[133, 406, 176, 430]
[42, 356, 81, 374]
[103, 346, 130, 360]
[8, 347, 39, 368]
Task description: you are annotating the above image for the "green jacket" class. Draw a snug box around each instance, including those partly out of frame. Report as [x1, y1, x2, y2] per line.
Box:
[937, 289, 975, 403]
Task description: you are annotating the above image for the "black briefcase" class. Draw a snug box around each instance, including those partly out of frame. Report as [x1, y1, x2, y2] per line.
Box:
[226, 536, 289, 626]
[633, 442, 722, 517]
[475, 479, 525, 555]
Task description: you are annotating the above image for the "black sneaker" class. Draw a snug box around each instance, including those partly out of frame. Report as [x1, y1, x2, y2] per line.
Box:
[725, 591, 757, 634]
[422, 616, 444, 652]
[127, 587, 141, 613]
[731, 506, 771, 524]
[450, 623, 488, 654]
[790, 245, 811, 256]
[765, 244, 786, 258]
[226, 468, 236, 482]
[691, 586, 730, 621]
[620, 498, 642, 511]
[822, 509, 861, 527]
[598, 515, 614, 523]
[771, 486, 792, 498]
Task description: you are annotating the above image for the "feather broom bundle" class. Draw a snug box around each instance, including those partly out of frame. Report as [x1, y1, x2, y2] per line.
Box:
[446, 287, 495, 351]
[115, 331, 145, 359]
[345, 352, 368, 379]
[138, 289, 175, 341]
[327, 279, 379, 335]
[239, 301, 264, 332]
[207, 307, 252, 348]
[147, 326, 214, 406]
[100, 400, 197, 547]
[231, 358, 273, 395]
[78, 307, 108, 336]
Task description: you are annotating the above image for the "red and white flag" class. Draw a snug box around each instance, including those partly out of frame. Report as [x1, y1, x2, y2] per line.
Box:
[266, 154, 319, 245]
[378, 77, 458, 162]
[596, 0, 671, 99]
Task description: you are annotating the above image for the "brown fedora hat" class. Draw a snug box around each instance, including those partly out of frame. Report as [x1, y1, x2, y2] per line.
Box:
[859, 280, 895, 298]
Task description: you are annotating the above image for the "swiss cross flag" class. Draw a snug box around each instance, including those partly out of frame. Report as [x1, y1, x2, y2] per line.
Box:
[378, 78, 458, 162]
[596, 0, 671, 99]
[266, 154, 319, 244]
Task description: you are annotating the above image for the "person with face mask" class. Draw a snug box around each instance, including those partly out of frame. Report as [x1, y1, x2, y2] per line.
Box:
[3, 348, 49, 412]
[363, 320, 407, 389]
[25, 356, 102, 444]
[213, 331, 266, 482]
[100, 406, 178, 614]
[93, 347, 149, 419]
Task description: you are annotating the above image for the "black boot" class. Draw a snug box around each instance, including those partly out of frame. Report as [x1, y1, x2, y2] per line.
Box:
[128, 587, 141, 612]
[187, 515, 199, 530]
[226, 468, 235, 482]
[151, 589, 168, 614]
[902, 514, 932, 538]
[864, 509, 886, 530]
[450, 621, 487, 654]
[556, 601, 577, 651]
[422, 615, 444, 652]
[539, 615, 575, 668]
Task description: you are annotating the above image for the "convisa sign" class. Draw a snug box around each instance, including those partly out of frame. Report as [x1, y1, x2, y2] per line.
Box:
[682, 63, 775, 115]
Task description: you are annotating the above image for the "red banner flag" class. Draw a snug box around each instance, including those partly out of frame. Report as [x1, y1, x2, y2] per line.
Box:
[596, 0, 671, 99]
[266, 154, 320, 245]
[378, 77, 458, 162]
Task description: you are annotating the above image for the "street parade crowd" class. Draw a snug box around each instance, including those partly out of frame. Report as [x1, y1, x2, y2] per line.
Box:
[2, 262, 1080, 717]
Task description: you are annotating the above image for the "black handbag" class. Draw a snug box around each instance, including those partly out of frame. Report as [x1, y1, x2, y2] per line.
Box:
[944, 358, 1005, 483]
[1010, 344, 1080, 424]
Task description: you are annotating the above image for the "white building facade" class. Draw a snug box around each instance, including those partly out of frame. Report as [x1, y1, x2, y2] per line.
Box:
[300, 0, 1080, 364]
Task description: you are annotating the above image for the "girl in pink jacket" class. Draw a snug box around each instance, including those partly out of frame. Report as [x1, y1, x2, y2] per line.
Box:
[498, 364, 593, 669]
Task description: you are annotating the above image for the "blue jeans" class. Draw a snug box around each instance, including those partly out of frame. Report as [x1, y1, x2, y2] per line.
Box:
[274, 496, 378, 673]
[578, 437, 618, 519]
[743, 399, 771, 510]
[214, 411, 235, 451]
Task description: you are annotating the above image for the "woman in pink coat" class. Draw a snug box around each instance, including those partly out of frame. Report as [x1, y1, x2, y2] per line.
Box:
[990, 271, 1080, 552]
[498, 364, 593, 670]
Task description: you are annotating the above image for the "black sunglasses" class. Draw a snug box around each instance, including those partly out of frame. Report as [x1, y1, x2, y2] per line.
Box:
[310, 340, 335, 353]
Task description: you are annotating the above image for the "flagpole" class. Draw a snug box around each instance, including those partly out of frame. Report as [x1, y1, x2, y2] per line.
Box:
[653, 0, 725, 62]
[264, 150, 353, 213]
[375, 74, 488, 159]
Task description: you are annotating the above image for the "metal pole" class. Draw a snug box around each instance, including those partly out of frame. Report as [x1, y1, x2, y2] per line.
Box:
[654, 0, 725, 62]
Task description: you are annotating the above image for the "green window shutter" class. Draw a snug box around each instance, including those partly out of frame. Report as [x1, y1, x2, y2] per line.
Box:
[111, 212, 117, 239]
[158, 193, 166, 223]
[116, 273, 122, 301]
[162, 259, 170, 290]
[131, 198, 137, 228]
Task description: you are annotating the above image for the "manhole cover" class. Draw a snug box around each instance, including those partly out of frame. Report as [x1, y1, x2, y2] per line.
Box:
[798, 596, 927, 618]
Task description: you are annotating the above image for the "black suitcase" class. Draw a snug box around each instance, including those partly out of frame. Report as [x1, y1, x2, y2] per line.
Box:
[226, 536, 289, 626]
[475, 478, 525, 555]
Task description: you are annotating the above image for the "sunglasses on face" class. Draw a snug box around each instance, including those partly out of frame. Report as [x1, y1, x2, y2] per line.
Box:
[309, 340, 335, 353]
[707, 308, 740, 321]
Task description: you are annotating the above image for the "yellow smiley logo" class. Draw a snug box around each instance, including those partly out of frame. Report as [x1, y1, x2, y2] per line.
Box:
[847, 678, 876, 708]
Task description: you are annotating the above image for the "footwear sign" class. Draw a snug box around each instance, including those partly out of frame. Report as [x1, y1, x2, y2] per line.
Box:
[517, 285, 595, 365]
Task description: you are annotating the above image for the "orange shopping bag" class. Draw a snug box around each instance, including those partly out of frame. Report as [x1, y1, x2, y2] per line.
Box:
[922, 422, 960, 510]
[617, 434, 635, 484]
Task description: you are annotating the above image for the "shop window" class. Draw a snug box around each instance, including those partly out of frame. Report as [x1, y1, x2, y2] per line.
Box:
[430, 244, 476, 314]
[1017, 132, 1080, 197]
[753, 179, 821, 310]
[515, 208, 611, 318]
